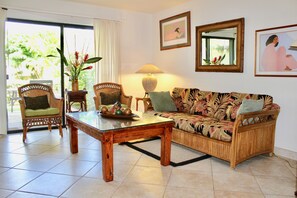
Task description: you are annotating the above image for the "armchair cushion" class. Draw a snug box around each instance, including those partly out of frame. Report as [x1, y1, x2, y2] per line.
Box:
[100, 91, 121, 105]
[25, 107, 60, 117]
[24, 95, 50, 110]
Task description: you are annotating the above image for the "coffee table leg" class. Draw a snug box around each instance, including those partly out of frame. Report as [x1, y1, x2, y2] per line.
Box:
[101, 134, 114, 182]
[69, 120, 78, 154]
[160, 126, 172, 166]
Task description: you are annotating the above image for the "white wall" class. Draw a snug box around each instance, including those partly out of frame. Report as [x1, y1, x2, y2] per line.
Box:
[149, 0, 297, 159]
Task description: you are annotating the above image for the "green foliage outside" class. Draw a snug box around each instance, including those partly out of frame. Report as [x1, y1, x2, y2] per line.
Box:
[6, 28, 95, 111]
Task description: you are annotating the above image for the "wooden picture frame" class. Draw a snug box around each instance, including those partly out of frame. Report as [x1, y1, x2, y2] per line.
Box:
[255, 24, 297, 77]
[195, 18, 245, 73]
[159, 11, 191, 50]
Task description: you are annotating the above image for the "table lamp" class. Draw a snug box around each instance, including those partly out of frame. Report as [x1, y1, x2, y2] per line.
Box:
[136, 64, 163, 97]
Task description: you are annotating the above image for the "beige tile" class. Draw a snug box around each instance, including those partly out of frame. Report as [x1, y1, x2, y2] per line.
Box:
[256, 175, 296, 196]
[211, 157, 253, 175]
[0, 189, 14, 198]
[86, 140, 102, 151]
[61, 177, 120, 198]
[15, 156, 64, 172]
[48, 159, 97, 176]
[214, 190, 264, 198]
[124, 166, 171, 185]
[114, 143, 140, 153]
[0, 169, 41, 190]
[164, 186, 214, 198]
[24, 130, 64, 144]
[1, 130, 296, 198]
[265, 195, 296, 198]
[0, 153, 28, 167]
[175, 158, 212, 173]
[167, 169, 213, 189]
[68, 148, 102, 162]
[85, 162, 134, 182]
[39, 146, 72, 159]
[12, 144, 54, 155]
[0, 167, 9, 174]
[136, 155, 163, 168]
[31, 136, 66, 146]
[0, 142, 24, 153]
[113, 150, 142, 165]
[249, 157, 295, 179]
[170, 143, 205, 162]
[279, 157, 297, 177]
[112, 183, 165, 198]
[213, 172, 262, 193]
[19, 173, 80, 196]
[8, 191, 57, 198]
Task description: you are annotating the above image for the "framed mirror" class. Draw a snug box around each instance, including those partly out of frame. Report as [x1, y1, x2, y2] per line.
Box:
[195, 18, 245, 72]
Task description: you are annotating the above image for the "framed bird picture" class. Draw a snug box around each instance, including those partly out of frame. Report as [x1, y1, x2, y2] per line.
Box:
[159, 11, 191, 50]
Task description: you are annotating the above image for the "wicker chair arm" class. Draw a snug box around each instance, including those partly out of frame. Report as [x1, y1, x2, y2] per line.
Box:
[18, 100, 26, 119]
[121, 95, 133, 108]
[93, 96, 100, 110]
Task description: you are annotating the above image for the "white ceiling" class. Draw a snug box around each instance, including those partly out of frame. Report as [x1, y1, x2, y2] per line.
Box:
[58, 0, 192, 13]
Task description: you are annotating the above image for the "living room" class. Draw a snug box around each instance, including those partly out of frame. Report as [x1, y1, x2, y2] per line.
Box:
[0, 0, 296, 197]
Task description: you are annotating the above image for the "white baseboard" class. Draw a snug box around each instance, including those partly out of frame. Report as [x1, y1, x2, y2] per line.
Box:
[274, 147, 297, 161]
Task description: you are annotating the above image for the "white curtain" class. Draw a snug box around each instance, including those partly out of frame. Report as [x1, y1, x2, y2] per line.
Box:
[0, 8, 7, 135]
[93, 19, 120, 83]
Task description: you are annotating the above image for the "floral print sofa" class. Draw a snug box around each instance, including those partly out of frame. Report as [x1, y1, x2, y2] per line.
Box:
[145, 88, 280, 168]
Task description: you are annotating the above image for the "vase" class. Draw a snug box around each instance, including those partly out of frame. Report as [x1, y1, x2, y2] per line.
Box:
[72, 79, 79, 91]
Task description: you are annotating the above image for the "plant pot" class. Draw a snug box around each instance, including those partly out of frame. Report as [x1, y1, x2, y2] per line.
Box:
[72, 80, 79, 91]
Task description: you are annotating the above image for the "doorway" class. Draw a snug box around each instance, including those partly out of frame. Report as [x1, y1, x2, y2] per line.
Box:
[5, 19, 95, 132]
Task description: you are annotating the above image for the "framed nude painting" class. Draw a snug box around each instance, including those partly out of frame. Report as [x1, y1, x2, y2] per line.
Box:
[255, 24, 297, 77]
[159, 11, 191, 50]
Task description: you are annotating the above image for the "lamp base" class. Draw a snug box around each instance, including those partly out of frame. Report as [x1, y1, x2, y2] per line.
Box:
[142, 74, 157, 93]
[143, 92, 149, 98]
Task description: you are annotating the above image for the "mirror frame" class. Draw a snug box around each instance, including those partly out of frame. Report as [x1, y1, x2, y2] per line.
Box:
[195, 18, 245, 73]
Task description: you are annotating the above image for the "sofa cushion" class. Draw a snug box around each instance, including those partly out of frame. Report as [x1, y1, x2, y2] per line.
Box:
[205, 92, 231, 121]
[189, 90, 212, 116]
[149, 111, 234, 142]
[171, 88, 200, 113]
[149, 91, 177, 112]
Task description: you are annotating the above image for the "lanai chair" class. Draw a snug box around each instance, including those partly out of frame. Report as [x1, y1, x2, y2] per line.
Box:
[18, 83, 63, 142]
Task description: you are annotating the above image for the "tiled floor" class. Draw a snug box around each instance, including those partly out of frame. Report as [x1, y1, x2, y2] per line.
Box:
[0, 129, 296, 198]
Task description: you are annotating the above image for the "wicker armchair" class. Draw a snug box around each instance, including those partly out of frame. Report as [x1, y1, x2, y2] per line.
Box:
[18, 83, 63, 142]
[93, 82, 132, 110]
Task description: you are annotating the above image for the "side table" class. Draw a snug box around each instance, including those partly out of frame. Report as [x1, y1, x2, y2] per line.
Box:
[65, 90, 88, 113]
[135, 97, 153, 111]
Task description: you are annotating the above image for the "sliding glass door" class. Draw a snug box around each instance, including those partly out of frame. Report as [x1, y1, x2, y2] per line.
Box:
[5, 19, 95, 132]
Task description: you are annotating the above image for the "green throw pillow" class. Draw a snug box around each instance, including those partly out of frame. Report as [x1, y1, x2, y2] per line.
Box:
[100, 91, 121, 105]
[149, 91, 177, 112]
[237, 99, 264, 115]
[24, 95, 50, 110]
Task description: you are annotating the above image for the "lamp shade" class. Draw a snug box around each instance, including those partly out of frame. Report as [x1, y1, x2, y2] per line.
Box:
[136, 64, 163, 96]
[136, 64, 163, 74]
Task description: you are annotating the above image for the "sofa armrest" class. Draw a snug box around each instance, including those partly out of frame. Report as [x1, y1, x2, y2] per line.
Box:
[233, 107, 280, 132]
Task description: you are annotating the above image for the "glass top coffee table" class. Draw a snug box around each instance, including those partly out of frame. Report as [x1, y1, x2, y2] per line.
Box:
[66, 111, 174, 182]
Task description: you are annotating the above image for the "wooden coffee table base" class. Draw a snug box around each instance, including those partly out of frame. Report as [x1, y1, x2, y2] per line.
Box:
[67, 117, 173, 182]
